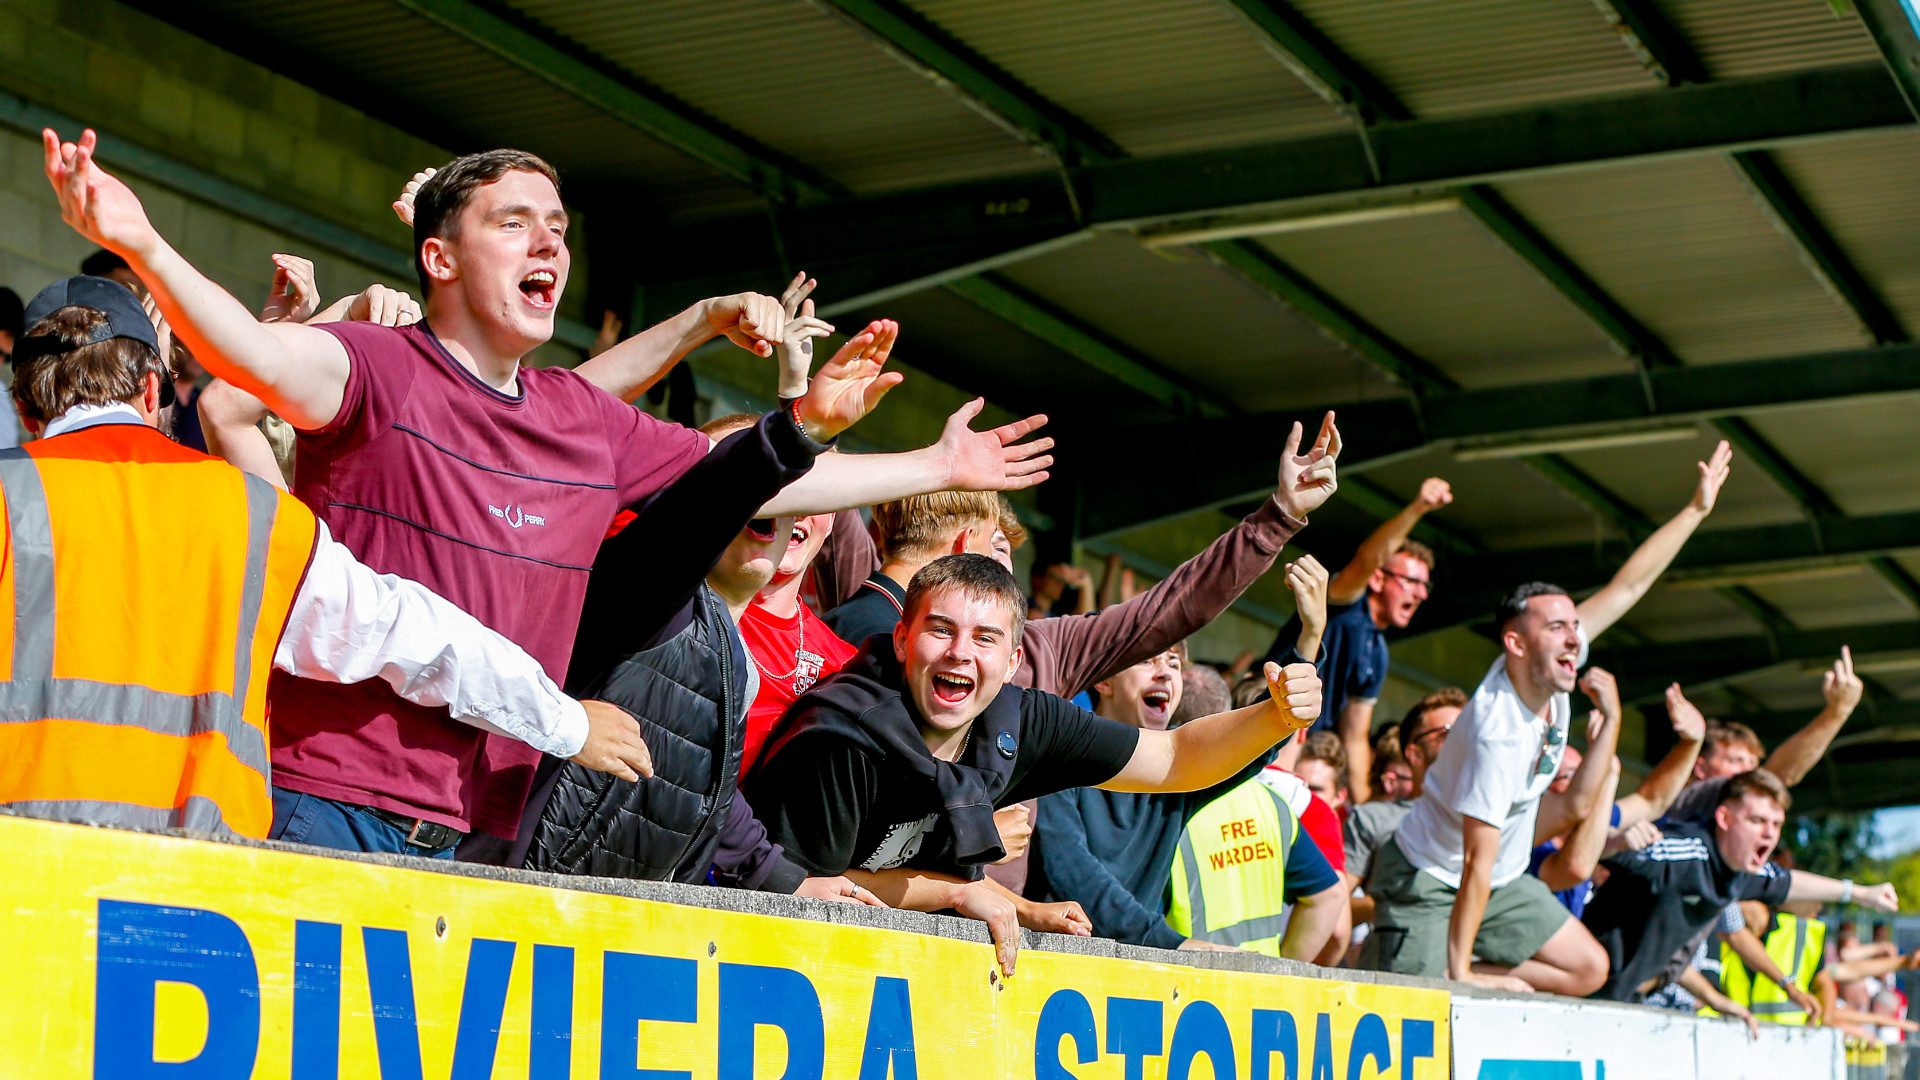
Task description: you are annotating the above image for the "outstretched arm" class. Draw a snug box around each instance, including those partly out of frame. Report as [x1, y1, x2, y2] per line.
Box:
[1764, 648, 1862, 786]
[1787, 871, 1897, 910]
[760, 399, 1053, 516]
[1103, 662, 1320, 793]
[1576, 441, 1732, 640]
[44, 129, 351, 429]
[1616, 683, 1707, 827]
[1537, 757, 1621, 889]
[1327, 476, 1450, 605]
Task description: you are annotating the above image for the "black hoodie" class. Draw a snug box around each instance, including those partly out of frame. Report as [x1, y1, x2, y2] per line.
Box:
[745, 642, 1139, 880]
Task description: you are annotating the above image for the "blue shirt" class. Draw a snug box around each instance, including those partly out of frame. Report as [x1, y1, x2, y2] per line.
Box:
[1264, 598, 1388, 735]
[1530, 802, 1623, 918]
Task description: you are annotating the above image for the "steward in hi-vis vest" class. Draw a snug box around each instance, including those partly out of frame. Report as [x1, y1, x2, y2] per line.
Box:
[1718, 910, 1826, 1025]
[0, 276, 635, 840]
[1168, 776, 1318, 957]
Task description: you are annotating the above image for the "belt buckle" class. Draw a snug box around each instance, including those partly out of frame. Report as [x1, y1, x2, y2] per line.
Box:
[404, 818, 428, 847]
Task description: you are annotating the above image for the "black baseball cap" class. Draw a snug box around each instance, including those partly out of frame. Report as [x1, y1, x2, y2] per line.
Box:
[16, 275, 171, 407]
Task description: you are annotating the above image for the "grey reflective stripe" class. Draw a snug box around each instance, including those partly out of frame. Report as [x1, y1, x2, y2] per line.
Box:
[228, 474, 279, 731]
[0, 449, 55, 679]
[1751, 1002, 1808, 1015]
[0, 678, 267, 775]
[1786, 916, 1809, 985]
[1176, 782, 1302, 944]
[0, 452, 272, 777]
[0, 795, 234, 836]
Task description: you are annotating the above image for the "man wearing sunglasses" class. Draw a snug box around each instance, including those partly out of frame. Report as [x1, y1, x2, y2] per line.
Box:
[1264, 477, 1450, 804]
[1368, 441, 1736, 994]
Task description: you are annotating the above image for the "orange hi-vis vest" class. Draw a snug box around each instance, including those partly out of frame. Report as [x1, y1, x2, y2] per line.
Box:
[0, 419, 317, 838]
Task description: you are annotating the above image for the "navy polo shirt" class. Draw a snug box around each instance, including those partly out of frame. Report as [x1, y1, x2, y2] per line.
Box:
[1263, 598, 1389, 734]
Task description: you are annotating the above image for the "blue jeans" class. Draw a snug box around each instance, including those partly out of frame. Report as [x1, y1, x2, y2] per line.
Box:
[268, 787, 458, 859]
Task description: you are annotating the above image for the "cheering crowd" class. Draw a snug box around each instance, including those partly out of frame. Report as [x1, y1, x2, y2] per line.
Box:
[3, 129, 1908, 1027]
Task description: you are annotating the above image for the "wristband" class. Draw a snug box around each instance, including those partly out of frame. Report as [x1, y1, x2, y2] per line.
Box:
[1841, 879, 1855, 904]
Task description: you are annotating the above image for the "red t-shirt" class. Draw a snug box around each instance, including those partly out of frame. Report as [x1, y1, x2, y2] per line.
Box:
[737, 599, 859, 779]
[268, 321, 709, 836]
[1299, 793, 1346, 875]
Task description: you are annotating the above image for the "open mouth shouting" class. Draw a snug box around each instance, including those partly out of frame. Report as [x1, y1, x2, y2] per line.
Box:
[1554, 652, 1580, 685]
[930, 670, 976, 708]
[519, 267, 558, 310]
[1141, 687, 1173, 725]
[745, 517, 779, 543]
[787, 519, 810, 551]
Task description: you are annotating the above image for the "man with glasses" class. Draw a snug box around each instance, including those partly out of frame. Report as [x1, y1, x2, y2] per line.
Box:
[1367, 441, 1736, 993]
[1265, 477, 1451, 804]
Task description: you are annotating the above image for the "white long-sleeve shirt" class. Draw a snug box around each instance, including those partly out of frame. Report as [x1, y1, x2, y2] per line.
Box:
[44, 404, 590, 759]
[274, 519, 589, 758]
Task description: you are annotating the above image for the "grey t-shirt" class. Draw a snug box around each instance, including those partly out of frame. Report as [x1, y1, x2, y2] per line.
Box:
[1344, 798, 1413, 886]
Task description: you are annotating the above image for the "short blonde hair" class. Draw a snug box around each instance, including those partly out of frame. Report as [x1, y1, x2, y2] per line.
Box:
[874, 491, 1000, 562]
[996, 494, 1029, 550]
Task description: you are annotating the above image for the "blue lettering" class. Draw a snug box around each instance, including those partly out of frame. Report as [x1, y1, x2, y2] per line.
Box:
[1035, 990, 1098, 1080]
[1168, 1001, 1235, 1080]
[530, 944, 575, 1080]
[1475, 1066, 1583, 1080]
[1346, 1014, 1389, 1080]
[718, 964, 825, 1080]
[602, 952, 697, 1080]
[1106, 998, 1164, 1080]
[448, 939, 515, 1080]
[857, 976, 917, 1080]
[1251, 1009, 1299, 1080]
[1310, 1014, 1334, 1080]
[291, 921, 341, 1080]
[1399, 1020, 1434, 1080]
[361, 928, 424, 1080]
[94, 899, 260, 1080]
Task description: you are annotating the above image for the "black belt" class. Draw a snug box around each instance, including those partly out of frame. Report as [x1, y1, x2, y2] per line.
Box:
[364, 807, 464, 850]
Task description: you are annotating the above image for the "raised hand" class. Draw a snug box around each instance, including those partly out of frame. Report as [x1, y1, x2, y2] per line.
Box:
[342, 283, 421, 327]
[1666, 683, 1706, 743]
[935, 399, 1054, 492]
[260, 254, 320, 324]
[588, 309, 623, 359]
[1689, 439, 1733, 514]
[1859, 882, 1898, 913]
[1275, 411, 1340, 520]
[706, 292, 790, 358]
[1580, 667, 1620, 724]
[1822, 646, 1863, 718]
[1416, 476, 1453, 512]
[795, 319, 905, 441]
[1266, 661, 1323, 730]
[1285, 555, 1330, 640]
[779, 270, 818, 319]
[391, 167, 436, 227]
[43, 128, 158, 260]
[775, 294, 829, 398]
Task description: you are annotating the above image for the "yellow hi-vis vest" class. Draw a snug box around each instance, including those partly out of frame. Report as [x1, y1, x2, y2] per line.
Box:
[1738, 913, 1825, 1025]
[1166, 777, 1298, 956]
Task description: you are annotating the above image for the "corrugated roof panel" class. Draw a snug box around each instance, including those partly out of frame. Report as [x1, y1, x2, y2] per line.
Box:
[1741, 397, 1920, 517]
[510, 0, 1041, 196]
[1661, 0, 1880, 80]
[1287, 0, 1653, 118]
[1550, 429, 1805, 531]
[1491, 155, 1868, 366]
[1615, 586, 1765, 643]
[993, 235, 1401, 413]
[900, 0, 1347, 156]
[1746, 566, 1916, 631]
[1356, 452, 1604, 552]
[1768, 130, 1920, 343]
[1251, 205, 1629, 389]
[138, 0, 731, 215]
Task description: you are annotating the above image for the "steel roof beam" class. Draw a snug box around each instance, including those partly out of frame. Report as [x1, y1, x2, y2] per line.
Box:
[1214, 0, 1412, 123]
[1853, 0, 1920, 120]
[644, 64, 1913, 295]
[1592, 619, 1920, 703]
[386, 0, 839, 202]
[1590, 0, 1708, 86]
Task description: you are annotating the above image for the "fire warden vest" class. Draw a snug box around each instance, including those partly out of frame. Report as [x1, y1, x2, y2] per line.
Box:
[1167, 776, 1300, 956]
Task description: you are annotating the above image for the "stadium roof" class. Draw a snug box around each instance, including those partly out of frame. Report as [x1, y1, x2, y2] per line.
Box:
[137, 0, 1920, 810]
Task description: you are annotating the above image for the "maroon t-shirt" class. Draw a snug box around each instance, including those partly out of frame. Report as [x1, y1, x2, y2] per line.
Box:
[268, 321, 708, 837]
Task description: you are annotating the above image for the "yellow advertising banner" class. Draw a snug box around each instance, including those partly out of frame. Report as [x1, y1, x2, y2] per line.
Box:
[0, 814, 1450, 1078]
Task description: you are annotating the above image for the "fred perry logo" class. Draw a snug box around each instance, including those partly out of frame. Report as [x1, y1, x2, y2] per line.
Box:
[488, 503, 546, 528]
[996, 731, 1017, 759]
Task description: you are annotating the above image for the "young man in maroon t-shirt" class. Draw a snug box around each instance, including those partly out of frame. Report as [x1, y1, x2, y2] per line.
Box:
[46, 132, 1053, 855]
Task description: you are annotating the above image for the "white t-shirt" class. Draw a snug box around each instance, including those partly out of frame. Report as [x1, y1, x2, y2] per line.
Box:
[1393, 627, 1588, 889]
